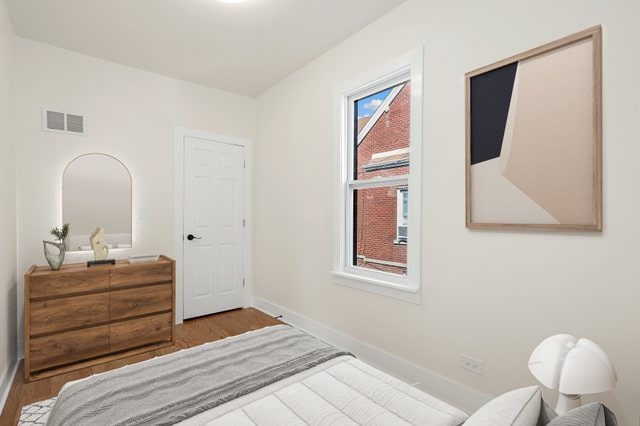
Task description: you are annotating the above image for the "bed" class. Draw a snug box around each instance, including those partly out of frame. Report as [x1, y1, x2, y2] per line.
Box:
[38, 325, 469, 426]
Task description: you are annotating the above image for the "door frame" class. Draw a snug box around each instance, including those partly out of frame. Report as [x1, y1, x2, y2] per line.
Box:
[174, 127, 252, 324]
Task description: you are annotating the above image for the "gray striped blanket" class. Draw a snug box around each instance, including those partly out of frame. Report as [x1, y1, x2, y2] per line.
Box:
[47, 325, 351, 426]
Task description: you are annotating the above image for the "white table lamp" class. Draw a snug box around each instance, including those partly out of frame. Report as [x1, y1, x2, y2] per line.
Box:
[528, 334, 617, 414]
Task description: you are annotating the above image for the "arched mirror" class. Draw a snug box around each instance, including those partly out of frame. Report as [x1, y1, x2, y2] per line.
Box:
[63, 153, 132, 252]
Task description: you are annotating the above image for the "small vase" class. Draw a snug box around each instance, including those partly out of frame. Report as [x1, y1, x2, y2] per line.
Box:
[43, 240, 66, 271]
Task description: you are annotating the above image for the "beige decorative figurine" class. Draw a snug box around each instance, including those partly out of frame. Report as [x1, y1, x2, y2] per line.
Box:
[90, 227, 109, 260]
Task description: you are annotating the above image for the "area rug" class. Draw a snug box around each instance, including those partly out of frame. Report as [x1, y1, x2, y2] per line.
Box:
[18, 397, 56, 425]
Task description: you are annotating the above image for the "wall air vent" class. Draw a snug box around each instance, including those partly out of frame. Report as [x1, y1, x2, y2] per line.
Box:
[46, 110, 65, 131]
[42, 108, 87, 136]
[66, 114, 84, 133]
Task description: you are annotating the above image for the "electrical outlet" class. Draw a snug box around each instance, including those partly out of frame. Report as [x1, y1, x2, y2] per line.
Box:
[460, 354, 483, 375]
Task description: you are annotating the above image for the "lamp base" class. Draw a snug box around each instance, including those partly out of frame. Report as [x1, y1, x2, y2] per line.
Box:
[555, 393, 581, 415]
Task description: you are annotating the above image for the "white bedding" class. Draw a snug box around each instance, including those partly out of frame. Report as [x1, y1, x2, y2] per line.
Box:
[179, 355, 469, 426]
[36, 326, 469, 426]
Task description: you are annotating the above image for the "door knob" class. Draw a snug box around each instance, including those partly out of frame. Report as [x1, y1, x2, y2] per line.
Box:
[186, 234, 201, 241]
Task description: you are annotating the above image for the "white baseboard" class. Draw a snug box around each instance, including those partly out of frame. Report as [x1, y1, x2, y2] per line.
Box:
[253, 296, 491, 414]
[0, 359, 19, 415]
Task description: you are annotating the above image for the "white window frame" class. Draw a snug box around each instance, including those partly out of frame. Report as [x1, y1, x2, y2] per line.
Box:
[332, 48, 423, 304]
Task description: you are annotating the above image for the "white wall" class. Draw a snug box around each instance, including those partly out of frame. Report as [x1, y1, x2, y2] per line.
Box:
[0, 0, 16, 403]
[254, 0, 640, 423]
[14, 37, 256, 356]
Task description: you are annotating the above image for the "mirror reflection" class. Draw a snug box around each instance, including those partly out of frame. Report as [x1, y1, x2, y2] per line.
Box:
[63, 153, 132, 252]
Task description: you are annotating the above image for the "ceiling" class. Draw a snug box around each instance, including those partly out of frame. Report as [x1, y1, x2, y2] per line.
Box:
[6, 0, 406, 97]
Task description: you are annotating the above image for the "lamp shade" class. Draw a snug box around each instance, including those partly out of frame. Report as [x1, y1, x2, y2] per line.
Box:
[528, 334, 617, 395]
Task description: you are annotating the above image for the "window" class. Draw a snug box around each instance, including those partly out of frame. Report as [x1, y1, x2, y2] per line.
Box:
[396, 187, 408, 244]
[333, 48, 423, 303]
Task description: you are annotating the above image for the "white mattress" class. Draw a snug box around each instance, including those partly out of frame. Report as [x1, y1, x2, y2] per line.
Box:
[179, 355, 469, 426]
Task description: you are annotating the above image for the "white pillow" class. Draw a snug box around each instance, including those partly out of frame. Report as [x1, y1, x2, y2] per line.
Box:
[465, 386, 542, 426]
[548, 402, 617, 426]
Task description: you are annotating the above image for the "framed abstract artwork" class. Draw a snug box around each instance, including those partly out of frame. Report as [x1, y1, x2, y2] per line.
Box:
[465, 26, 602, 231]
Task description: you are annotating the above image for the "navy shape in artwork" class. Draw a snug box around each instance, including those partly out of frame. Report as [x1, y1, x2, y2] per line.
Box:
[470, 62, 518, 165]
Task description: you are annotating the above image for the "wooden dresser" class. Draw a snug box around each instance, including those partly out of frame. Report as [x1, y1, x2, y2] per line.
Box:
[24, 255, 175, 381]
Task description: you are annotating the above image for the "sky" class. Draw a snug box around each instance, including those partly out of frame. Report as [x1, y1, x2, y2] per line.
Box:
[356, 88, 392, 119]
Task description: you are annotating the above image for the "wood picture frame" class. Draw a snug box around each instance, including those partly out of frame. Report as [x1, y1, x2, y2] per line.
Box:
[465, 26, 602, 231]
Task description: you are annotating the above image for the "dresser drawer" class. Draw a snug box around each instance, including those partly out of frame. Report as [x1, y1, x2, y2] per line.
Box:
[29, 268, 109, 298]
[110, 312, 172, 353]
[30, 325, 110, 372]
[110, 283, 172, 321]
[30, 292, 109, 336]
[110, 262, 173, 288]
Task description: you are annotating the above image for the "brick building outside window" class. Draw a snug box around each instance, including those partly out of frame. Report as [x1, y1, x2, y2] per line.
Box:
[354, 82, 410, 275]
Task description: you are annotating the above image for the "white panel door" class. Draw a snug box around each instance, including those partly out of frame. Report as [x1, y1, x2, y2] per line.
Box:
[183, 136, 245, 319]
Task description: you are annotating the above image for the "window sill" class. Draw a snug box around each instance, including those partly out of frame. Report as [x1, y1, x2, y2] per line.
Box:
[331, 271, 421, 304]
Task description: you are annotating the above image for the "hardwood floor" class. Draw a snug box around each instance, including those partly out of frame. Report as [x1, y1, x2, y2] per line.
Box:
[0, 307, 281, 426]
